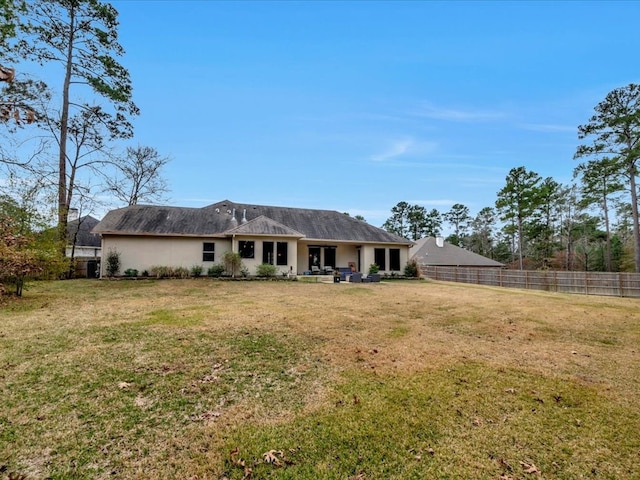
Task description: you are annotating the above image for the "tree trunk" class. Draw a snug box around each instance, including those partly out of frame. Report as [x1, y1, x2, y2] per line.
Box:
[15, 277, 24, 297]
[629, 171, 640, 273]
[517, 218, 524, 270]
[602, 193, 612, 272]
[57, 5, 76, 253]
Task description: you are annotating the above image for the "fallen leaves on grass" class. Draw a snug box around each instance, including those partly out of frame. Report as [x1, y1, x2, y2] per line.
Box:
[262, 450, 284, 466]
[497, 457, 513, 472]
[230, 447, 252, 479]
[520, 460, 540, 475]
[229, 447, 293, 478]
[8, 473, 28, 480]
[190, 410, 221, 422]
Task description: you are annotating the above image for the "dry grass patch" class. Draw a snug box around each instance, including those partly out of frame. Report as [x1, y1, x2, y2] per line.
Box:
[1, 279, 639, 478]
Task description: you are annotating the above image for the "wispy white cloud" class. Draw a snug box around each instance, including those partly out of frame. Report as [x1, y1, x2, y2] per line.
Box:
[370, 137, 438, 162]
[518, 123, 576, 133]
[370, 139, 413, 162]
[414, 103, 508, 122]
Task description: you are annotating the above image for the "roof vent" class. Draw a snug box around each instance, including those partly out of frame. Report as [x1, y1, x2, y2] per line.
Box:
[215, 208, 220, 213]
[230, 208, 238, 226]
[436, 236, 444, 248]
[241, 209, 247, 224]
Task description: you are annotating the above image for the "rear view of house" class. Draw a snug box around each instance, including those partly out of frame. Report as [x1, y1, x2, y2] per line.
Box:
[92, 200, 413, 277]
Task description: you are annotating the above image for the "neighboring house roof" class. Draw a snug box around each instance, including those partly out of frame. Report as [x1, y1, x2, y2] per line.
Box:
[67, 215, 102, 248]
[93, 200, 412, 245]
[410, 237, 503, 267]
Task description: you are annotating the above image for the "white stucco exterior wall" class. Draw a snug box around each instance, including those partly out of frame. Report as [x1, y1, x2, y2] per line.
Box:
[100, 235, 300, 277]
[100, 235, 232, 276]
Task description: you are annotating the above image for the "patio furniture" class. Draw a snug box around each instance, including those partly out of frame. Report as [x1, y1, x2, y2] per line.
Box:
[337, 267, 352, 281]
[349, 272, 362, 283]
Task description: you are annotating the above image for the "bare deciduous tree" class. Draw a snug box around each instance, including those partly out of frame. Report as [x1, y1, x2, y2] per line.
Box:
[106, 145, 170, 206]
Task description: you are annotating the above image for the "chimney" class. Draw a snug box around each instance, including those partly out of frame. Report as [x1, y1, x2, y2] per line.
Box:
[68, 208, 79, 222]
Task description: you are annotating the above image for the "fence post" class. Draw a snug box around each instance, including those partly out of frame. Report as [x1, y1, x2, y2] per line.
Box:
[619, 272, 623, 297]
[585, 271, 588, 295]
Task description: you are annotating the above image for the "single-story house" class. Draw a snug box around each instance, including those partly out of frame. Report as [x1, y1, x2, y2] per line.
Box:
[92, 200, 413, 278]
[410, 236, 504, 267]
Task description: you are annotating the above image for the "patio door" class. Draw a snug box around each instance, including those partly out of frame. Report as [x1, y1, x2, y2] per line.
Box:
[263, 241, 274, 264]
[308, 246, 321, 270]
[323, 246, 336, 268]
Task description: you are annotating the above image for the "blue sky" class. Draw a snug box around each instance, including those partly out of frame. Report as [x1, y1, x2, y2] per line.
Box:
[64, 1, 640, 226]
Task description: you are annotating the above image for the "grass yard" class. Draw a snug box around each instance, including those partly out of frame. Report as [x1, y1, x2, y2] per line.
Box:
[1, 278, 639, 479]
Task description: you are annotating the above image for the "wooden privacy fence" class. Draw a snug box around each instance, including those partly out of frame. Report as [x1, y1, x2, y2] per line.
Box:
[420, 266, 640, 298]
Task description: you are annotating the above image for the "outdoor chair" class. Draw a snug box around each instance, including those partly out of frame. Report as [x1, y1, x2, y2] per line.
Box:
[349, 272, 362, 283]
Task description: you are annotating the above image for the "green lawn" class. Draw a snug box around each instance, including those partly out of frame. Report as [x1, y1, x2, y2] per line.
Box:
[1, 279, 639, 479]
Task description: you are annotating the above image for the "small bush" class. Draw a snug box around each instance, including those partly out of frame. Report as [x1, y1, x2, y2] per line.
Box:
[207, 264, 225, 277]
[124, 268, 138, 277]
[150, 265, 172, 278]
[368, 263, 380, 274]
[149, 266, 191, 279]
[105, 250, 121, 277]
[256, 263, 278, 277]
[223, 251, 243, 277]
[404, 259, 419, 278]
[190, 265, 203, 277]
[174, 267, 190, 279]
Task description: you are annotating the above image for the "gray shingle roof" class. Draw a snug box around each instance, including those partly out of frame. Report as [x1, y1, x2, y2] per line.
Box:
[410, 237, 503, 267]
[67, 215, 101, 247]
[93, 200, 412, 245]
[226, 215, 304, 237]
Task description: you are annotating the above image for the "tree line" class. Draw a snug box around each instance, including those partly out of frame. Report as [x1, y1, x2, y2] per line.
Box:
[1, 0, 169, 294]
[382, 84, 640, 273]
[1, 1, 639, 296]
